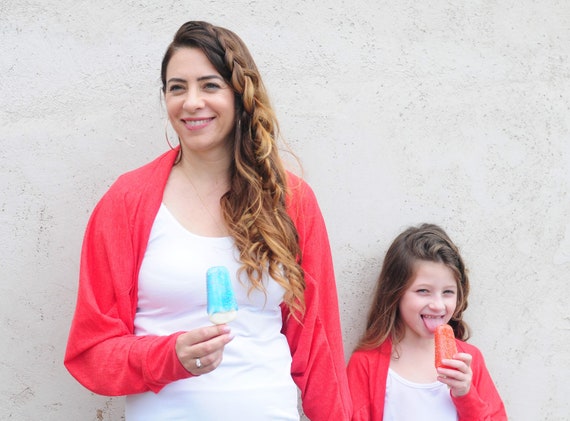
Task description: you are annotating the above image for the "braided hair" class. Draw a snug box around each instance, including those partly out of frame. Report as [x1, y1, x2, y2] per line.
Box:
[161, 21, 305, 318]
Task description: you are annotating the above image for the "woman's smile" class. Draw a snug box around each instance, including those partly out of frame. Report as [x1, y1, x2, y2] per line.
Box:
[182, 117, 215, 130]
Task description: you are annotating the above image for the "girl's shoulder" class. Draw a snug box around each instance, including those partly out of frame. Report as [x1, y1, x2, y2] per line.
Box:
[347, 341, 393, 383]
[455, 339, 486, 362]
[349, 341, 393, 362]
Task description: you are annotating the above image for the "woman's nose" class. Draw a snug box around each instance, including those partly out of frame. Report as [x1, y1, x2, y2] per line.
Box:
[183, 88, 205, 112]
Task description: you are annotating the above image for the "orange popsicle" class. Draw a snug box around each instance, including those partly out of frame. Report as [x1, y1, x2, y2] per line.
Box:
[435, 324, 457, 369]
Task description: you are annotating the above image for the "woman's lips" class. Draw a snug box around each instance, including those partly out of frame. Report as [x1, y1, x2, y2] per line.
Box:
[182, 117, 214, 130]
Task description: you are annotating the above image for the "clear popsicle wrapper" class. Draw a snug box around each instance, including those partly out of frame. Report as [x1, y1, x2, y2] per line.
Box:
[206, 266, 238, 324]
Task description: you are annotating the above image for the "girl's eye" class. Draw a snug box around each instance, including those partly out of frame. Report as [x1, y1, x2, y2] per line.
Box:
[416, 289, 429, 294]
[444, 290, 456, 295]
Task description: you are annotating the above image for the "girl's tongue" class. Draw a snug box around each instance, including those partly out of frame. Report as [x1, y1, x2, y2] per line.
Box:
[423, 315, 445, 333]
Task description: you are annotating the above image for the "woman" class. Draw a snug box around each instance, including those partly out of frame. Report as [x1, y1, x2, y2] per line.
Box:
[64, 21, 351, 420]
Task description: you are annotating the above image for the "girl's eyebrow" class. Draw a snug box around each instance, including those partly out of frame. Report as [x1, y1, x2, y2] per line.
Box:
[412, 282, 457, 289]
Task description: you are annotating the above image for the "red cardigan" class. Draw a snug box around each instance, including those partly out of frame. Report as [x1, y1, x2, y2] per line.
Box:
[64, 149, 352, 420]
[347, 339, 507, 421]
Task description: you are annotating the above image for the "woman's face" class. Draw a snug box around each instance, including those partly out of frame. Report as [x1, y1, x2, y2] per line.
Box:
[164, 47, 235, 157]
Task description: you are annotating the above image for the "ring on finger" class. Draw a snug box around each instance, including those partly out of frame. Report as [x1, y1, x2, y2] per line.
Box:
[195, 358, 202, 369]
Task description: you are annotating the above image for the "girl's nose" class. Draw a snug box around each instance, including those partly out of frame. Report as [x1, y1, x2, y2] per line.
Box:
[429, 295, 446, 311]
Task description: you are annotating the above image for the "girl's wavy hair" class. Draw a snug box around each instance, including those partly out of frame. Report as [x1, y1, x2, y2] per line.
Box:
[357, 223, 471, 351]
[161, 21, 305, 317]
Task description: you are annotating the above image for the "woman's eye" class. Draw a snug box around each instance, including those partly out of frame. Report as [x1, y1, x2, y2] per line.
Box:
[167, 84, 185, 93]
[203, 82, 222, 91]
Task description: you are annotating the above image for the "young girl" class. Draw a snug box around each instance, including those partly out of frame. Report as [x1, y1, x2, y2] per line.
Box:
[347, 223, 507, 420]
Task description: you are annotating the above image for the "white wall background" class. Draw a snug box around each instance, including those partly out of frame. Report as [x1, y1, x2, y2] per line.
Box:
[1, 0, 569, 420]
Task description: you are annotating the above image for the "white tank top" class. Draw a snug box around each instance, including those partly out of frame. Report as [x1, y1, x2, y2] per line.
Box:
[383, 368, 458, 421]
[125, 204, 299, 420]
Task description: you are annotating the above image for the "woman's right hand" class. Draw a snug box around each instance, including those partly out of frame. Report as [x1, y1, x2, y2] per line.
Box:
[175, 324, 234, 376]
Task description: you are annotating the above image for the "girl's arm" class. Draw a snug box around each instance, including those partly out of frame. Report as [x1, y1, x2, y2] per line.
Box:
[452, 343, 508, 421]
[347, 352, 374, 421]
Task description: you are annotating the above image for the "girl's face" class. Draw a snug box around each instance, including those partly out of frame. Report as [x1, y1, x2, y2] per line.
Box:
[398, 260, 458, 341]
[164, 47, 236, 158]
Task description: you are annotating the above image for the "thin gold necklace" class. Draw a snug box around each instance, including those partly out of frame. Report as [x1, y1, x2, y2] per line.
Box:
[183, 168, 229, 237]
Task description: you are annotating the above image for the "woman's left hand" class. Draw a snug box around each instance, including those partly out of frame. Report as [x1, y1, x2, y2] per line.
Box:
[436, 352, 473, 397]
[175, 324, 234, 376]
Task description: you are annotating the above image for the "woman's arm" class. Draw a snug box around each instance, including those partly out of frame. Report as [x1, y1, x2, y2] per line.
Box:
[282, 176, 352, 420]
[64, 182, 192, 395]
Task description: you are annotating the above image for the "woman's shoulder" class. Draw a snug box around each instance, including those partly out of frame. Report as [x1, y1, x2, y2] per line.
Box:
[285, 170, 310, 193]
[94, 149, 177, 212]
[113, 149, 177, 189]
[285, 171, 319, 208]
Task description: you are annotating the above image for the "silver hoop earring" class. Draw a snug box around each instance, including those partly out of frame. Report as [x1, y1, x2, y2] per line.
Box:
[165, 121, 177, 150]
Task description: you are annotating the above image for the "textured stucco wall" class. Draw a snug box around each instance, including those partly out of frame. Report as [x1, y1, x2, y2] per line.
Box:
[1, 0, 569, 420]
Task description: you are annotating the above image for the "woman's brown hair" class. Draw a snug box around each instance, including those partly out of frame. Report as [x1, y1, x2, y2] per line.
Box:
[161, 21, 305, 317]
[357, 223, 470, 351]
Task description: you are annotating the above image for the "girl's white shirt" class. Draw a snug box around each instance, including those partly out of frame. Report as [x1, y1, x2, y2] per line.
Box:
[383, 368, 458, 421]
[125, 203, 299, 421]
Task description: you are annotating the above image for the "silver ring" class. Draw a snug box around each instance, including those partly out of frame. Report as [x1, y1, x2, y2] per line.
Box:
[195, 358, 202, 369]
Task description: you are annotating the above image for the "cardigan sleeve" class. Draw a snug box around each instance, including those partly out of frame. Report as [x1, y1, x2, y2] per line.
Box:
[282, 177, 352, 420]
[453, 342, 508, 421]
[346, 340, 506, 421]
[347, 351, 373, 421]
[347, 342, 392, 421]
[64, 179, 192, 396]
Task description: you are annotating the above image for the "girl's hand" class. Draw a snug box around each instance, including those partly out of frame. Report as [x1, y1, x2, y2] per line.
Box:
[175, 324, 234, 376]
[436, 352, 473, 397]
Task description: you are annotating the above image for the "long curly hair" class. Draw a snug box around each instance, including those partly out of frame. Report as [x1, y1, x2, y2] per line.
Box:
[356, 223, 470, 351]
[160, 21, 305, 317]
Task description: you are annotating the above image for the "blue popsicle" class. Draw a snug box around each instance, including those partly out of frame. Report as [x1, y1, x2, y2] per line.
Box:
[206, 266, 238, 324]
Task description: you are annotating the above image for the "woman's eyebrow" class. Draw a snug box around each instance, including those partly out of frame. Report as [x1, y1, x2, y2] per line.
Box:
[167, 75, 224, 84]
[166, 77, 186, 85]
[197, 75, 224, 82]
